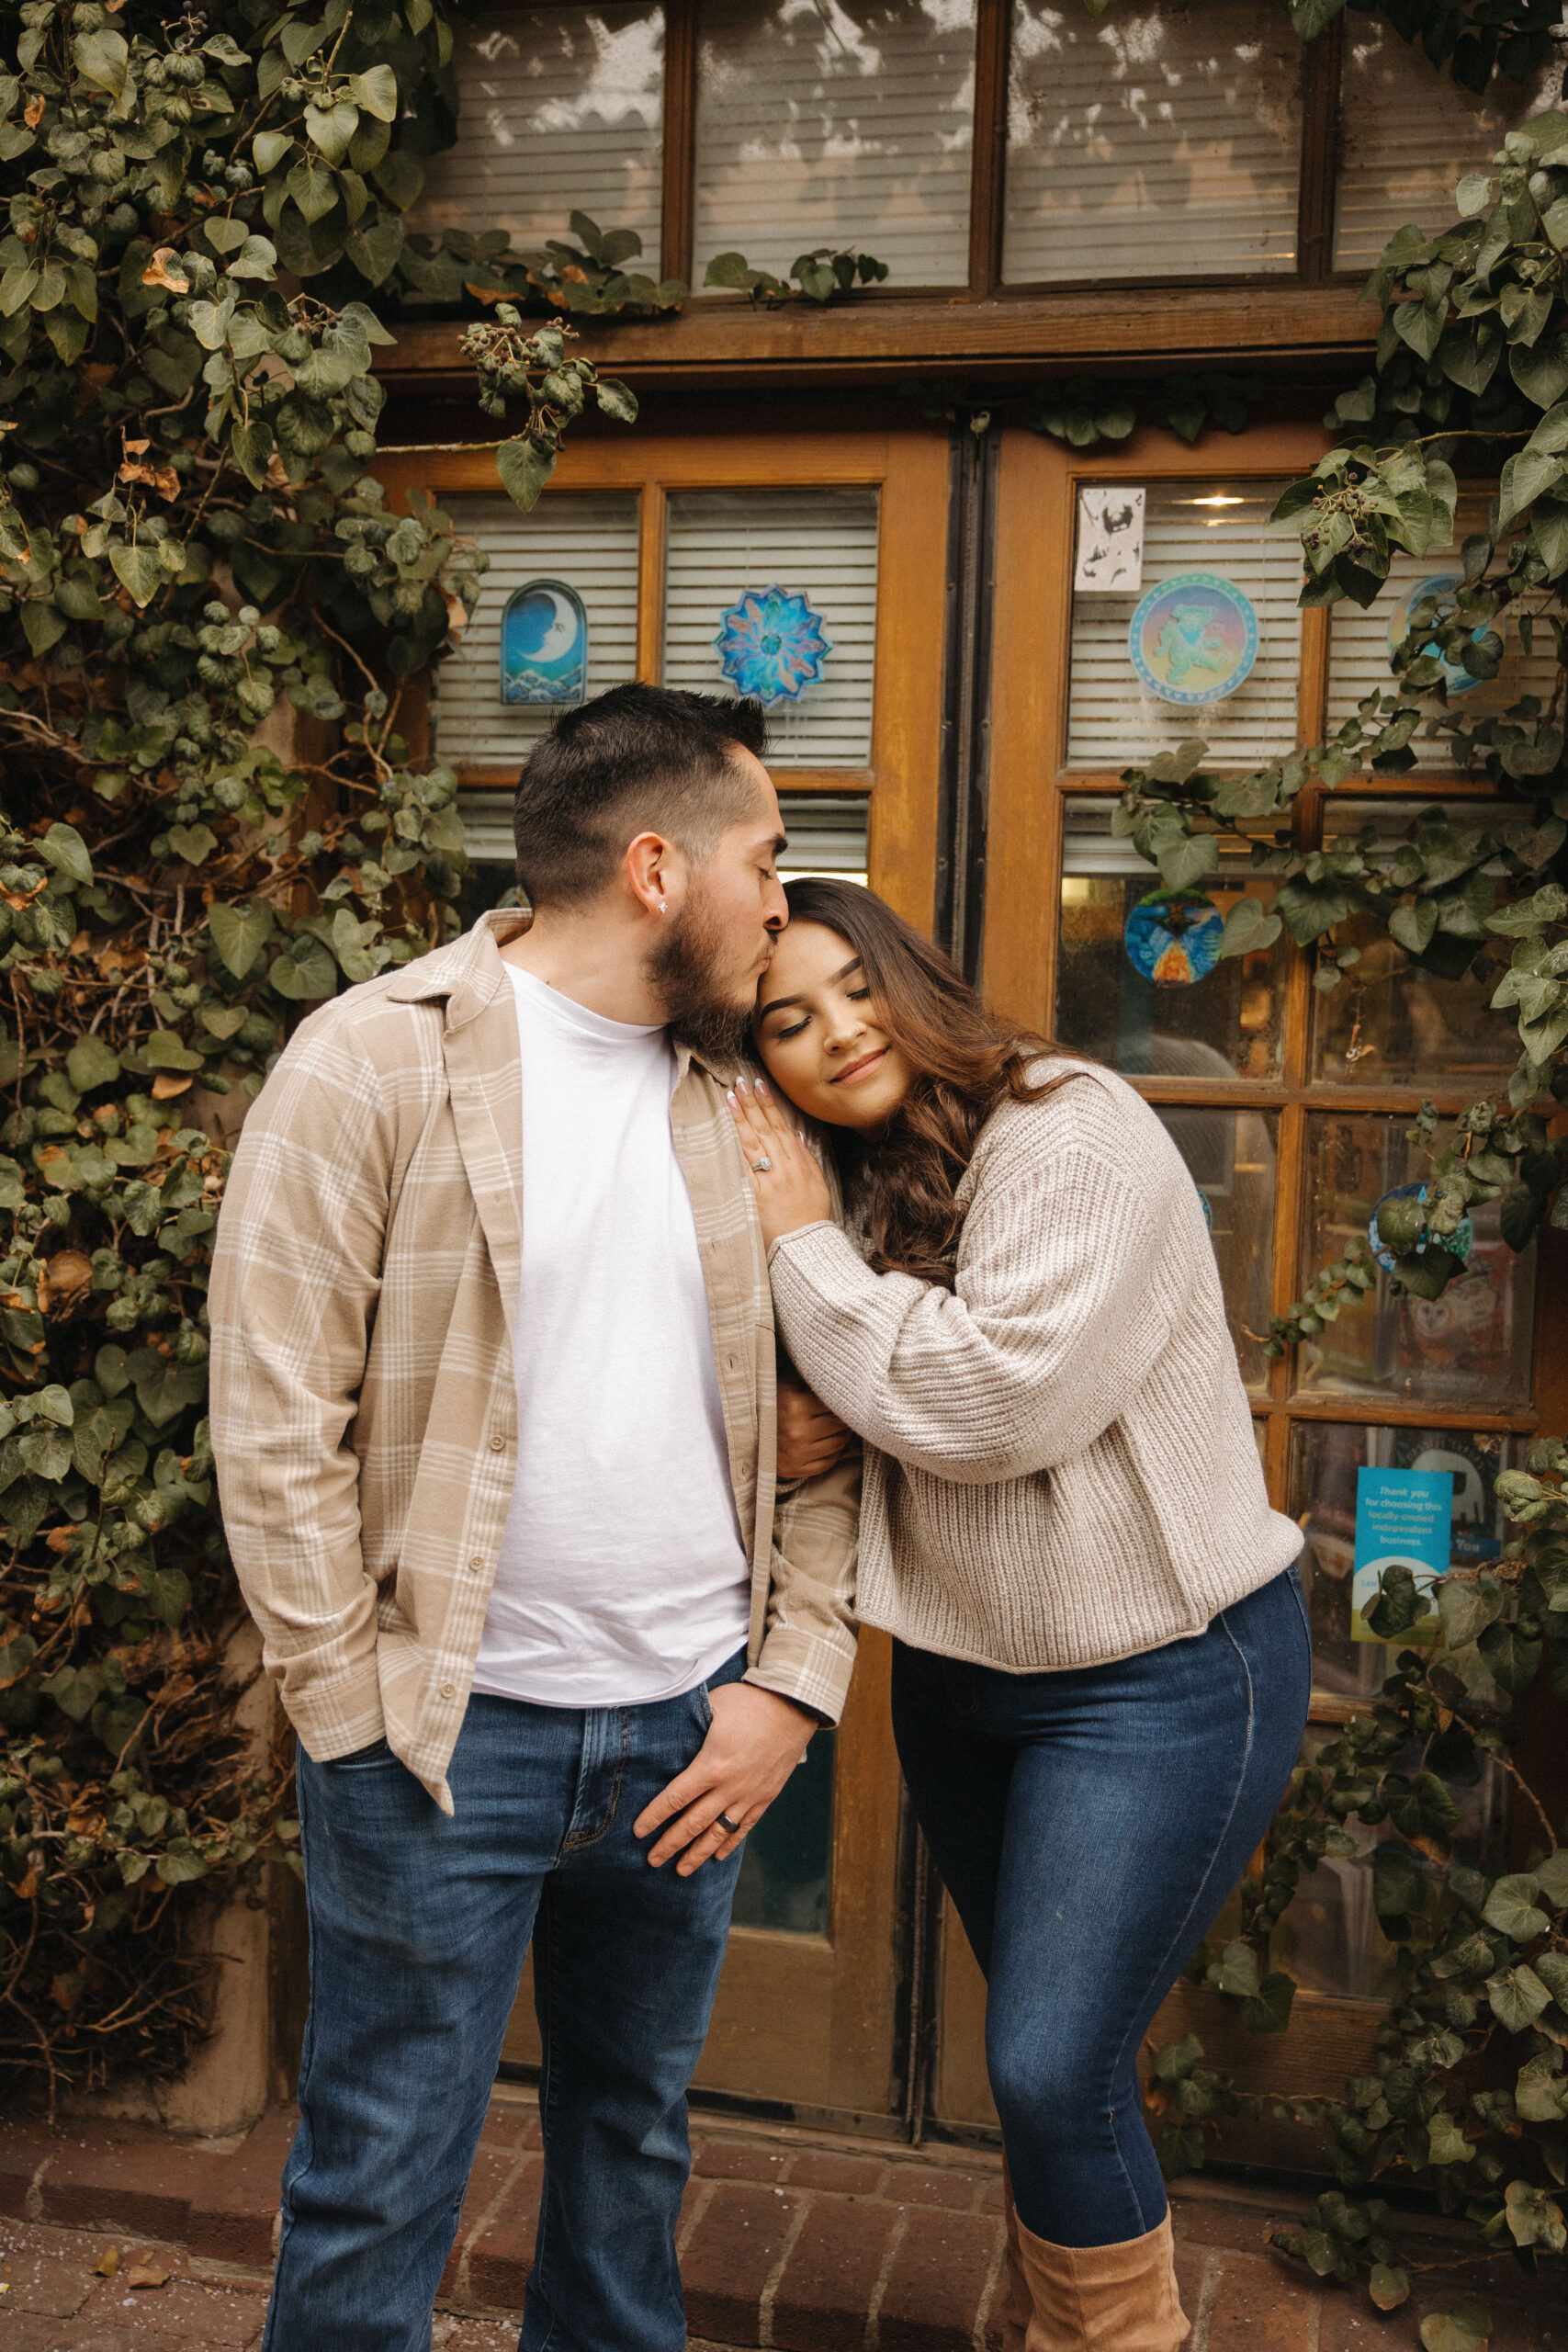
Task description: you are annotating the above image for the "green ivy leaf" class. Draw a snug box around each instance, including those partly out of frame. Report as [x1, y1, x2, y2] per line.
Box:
[72, 28, 129, 99]
[1418, 2298, 1491, 2352]
[32, 825, 91, 889]
[1483, 1873, 1551, 1942]
[155, 1837, 209, 1885]
[166, 823, 218, 866]
[144, 1030, 205, 1072]
[267, 934, 337, 1000]
[496, 434, 558, 514]
[1488, 1963, 1552, 2030]
[1241, 1970, 1297, 2035]
[347, 64, 400, 121]
[1505, 2177, 1566, 2252]
[208, 899, 275, 979]
[1370, 2264, 1411, 2310]
[108, 543, 163, 608]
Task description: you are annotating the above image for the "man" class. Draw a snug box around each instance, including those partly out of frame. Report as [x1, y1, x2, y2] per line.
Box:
[209, 684, 861, 2352]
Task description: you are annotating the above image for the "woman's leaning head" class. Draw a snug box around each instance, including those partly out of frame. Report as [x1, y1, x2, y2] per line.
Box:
[752, 878, 1058, 1284]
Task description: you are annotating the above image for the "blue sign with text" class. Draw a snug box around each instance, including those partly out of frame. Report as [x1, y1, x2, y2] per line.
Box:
[1352, 1464, 1454, 1644]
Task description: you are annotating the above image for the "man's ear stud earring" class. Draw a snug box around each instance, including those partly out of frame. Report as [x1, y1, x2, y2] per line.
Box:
[658, 899, 668, 914]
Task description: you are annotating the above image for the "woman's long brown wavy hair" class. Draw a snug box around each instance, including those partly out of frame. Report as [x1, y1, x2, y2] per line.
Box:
[773, 877, 1087, 1290]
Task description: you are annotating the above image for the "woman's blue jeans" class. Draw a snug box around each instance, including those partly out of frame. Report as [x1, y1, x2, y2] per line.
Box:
[892, 1565, 1311, 2249]
[262, 1649, 749, 2352]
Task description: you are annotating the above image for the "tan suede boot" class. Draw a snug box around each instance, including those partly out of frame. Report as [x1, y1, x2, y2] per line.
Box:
[999, 2163, 1029, 2352]
[1011, 2209, 1190, 2350]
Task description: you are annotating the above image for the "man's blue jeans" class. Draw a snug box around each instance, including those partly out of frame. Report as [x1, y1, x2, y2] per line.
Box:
[891, 1565, 1312, 2249]
[262, 1649, 749, 2352]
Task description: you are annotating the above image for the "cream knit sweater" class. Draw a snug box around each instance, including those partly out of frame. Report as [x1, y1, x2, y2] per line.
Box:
[768, 1060, 1303, 1673]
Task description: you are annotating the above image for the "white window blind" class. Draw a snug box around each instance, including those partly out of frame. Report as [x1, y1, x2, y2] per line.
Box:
[411, 6, 664, 254]
[663, 488, 879, 767]
[1066, 480, 1303, 768]
[457, 789, 517, 865]
[457, 787, 868, 884]
[1325, 498, 1559, 735]
[693, 0, 975, 289]
[431, 492, 640, 770]
[1002, 0, 1303, 285]
[777, 794, 870, 883]
[1333, 25, 1554, 274]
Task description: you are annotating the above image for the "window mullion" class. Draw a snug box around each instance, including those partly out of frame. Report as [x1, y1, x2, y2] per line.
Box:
[1295, 12, 1344, 284]
[968, 0, 1010, 299]
[660, 0, 697, 292]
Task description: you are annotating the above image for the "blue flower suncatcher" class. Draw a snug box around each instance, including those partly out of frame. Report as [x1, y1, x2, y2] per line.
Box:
[715, 586, 832, 706]
[501, 578, 588, 706]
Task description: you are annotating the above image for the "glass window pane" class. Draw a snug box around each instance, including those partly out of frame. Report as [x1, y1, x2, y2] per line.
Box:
[693, 0, 975, 290]
[1056, 799, 1285, 1079]
[1289, 1419, 1518, 1696]
[1298, 1114, 1536, 1411]
[1325, 492, 1559, 739]
[1334, 24, 1553, 274]
[1312, 797, 1534, 1090]
[432, 492, 640, 769]
[1273, 1729, 1506, 1998]
[412, 6, 664, 255]
[777, 793, 869, 884]
[1066, 481, 1303, 769]
[731, 1727, 835, 1934]
[456, 790, 521, 931]
[1154, 1106, 1278, 1393]
[664, 487, 879, 767]
[1003, 0, 1303, 285]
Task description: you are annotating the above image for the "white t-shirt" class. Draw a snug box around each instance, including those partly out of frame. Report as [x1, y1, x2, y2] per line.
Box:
[471, 964, 750, 1707]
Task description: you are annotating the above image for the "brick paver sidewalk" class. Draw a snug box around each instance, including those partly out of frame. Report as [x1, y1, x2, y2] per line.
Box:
[4, 2093, 1567, 2349]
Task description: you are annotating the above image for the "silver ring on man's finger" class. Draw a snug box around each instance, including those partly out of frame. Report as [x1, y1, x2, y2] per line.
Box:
[751, 1157, 772, 1173]
[716, 1810, 742, 1836]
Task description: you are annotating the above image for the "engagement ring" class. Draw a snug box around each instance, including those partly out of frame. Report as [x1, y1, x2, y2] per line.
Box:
[751, 1156, 773, 1172]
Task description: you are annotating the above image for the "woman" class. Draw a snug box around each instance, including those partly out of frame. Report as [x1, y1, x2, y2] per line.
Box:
[728, 879, 1309, 2352]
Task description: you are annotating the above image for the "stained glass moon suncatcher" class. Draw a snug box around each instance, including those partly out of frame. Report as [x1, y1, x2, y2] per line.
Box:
[501, 578, 589, 706]
[714, 585, 832, 706]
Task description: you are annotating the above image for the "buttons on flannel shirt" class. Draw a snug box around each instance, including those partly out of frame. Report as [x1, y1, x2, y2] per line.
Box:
[441, 1682, 456, 1698]
[468, 1555, 485, 1573]
[490, 1434, 507, 1451]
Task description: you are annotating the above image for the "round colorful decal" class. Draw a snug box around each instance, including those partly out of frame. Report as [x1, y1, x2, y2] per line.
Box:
[1387, 573, 1483, 695]
[500, 578, 588, 706]
[714, 585, 832, 706]
[1123, 889, 1224, 986]
[1127, 573, 1258, 707]
[1367, 1182, 1474, 1276]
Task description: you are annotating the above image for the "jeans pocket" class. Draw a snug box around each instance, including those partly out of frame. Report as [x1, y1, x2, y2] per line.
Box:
[324, 1735, 395, 1772]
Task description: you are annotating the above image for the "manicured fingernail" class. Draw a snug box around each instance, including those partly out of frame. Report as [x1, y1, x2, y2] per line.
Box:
[736, 1075, 750, 1094]
[726, 1089, 738, 1105]
[754, 1077, 770, 1098]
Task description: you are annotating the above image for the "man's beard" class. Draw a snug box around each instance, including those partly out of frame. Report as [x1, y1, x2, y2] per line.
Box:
[644, 894, 755, 1065]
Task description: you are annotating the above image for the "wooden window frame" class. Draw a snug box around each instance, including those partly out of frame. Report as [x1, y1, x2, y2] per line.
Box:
[374, 421, 951, 2127]
[378, 428, 949, 928]
[932, 417, 1566, 2140]
[983, 419, 1568, 1723]
[453, 0, 1359, 301]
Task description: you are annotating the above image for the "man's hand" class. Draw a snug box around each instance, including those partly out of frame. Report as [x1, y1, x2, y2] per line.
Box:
[777, 1378, 850, 1483]
[634, 1682, 816, 1874]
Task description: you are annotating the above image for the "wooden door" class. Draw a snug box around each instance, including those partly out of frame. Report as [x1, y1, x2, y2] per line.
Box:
[931, 420, 1568, 2145]
[378, 424, 949, 2128]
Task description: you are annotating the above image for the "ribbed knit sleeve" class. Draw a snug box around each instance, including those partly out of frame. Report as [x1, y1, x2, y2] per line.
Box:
[766, 1102, 1175, 1485]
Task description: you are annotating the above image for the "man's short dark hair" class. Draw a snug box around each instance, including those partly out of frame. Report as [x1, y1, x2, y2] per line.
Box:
[512, 683, 770, 910]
